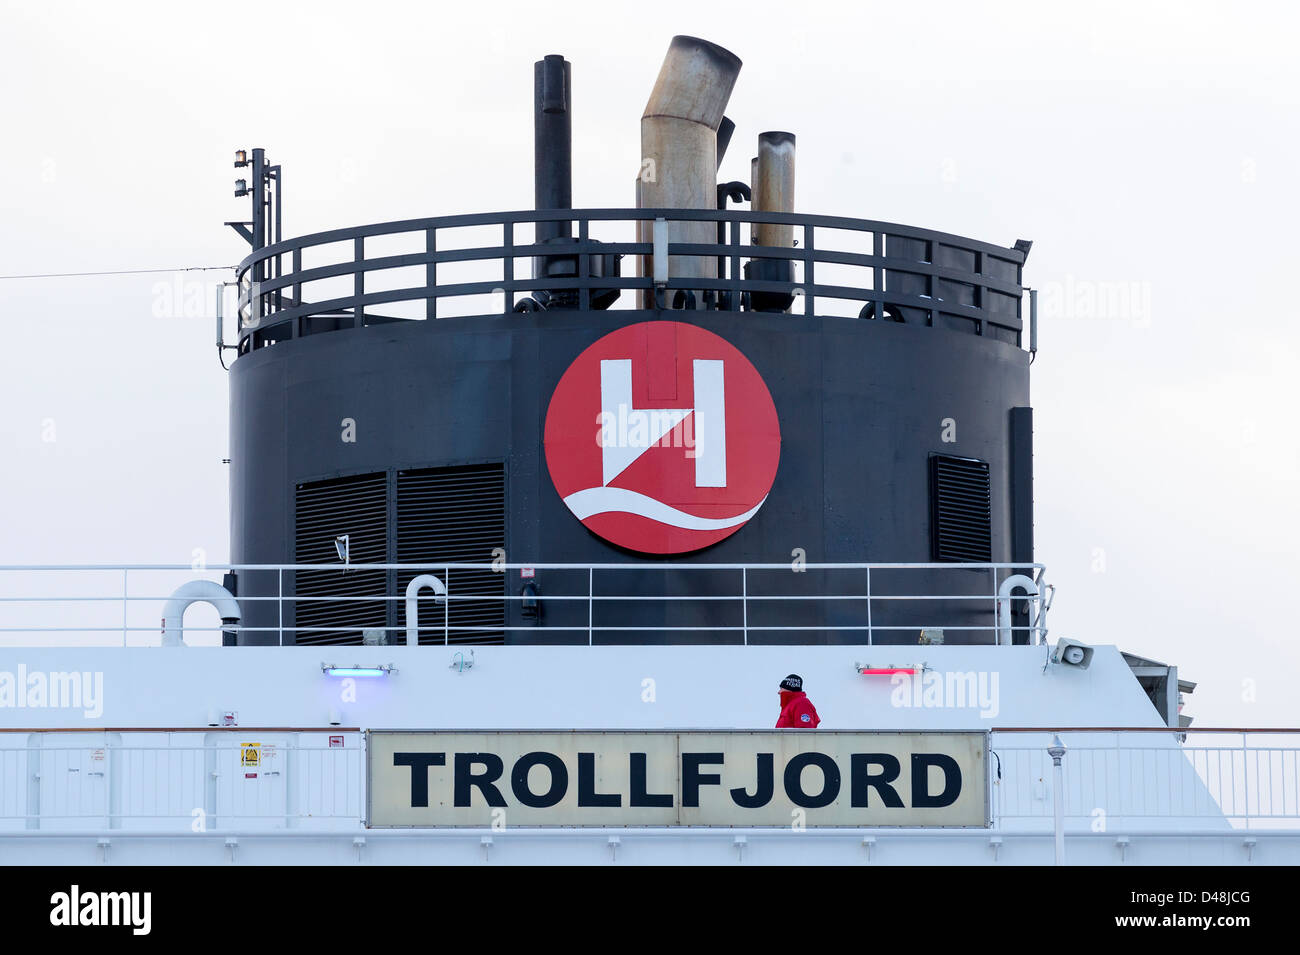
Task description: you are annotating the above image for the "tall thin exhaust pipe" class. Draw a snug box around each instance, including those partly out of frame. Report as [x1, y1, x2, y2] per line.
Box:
[534, 55, 572, 271]
[754, 131, 795, 248]
[529, 55, 619, 310]
[638, 36, 742, 308]
[750, 156, 758, 244]
[748, 131, 796, 312]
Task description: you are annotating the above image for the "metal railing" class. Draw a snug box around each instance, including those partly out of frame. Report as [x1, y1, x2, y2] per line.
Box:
[0, 730, 363, 831]
[234, 208, 1026, 351]
[991, 729, 1300, 830]
[0, 562, 1049, 647]
[2, 729, 1296, 833]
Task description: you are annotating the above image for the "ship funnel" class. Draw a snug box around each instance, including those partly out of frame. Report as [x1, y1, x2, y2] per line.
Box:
[747, 131, 796, 312]
[638, 36, 742, 307]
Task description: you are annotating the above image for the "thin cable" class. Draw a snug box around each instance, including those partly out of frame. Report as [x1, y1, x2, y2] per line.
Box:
[0, 265, 237, 280]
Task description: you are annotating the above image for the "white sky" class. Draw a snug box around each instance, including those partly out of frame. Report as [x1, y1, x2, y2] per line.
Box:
[0, 0, 1297, 725]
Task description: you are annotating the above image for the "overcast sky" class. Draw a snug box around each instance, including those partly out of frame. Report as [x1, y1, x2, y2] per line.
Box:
[1, 0, 1296, 725]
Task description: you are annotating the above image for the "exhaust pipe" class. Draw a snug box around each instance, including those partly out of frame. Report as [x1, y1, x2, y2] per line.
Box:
[530, 54, 618, 310]
[638, 36, 742, 308]
[754, 131, 795, 248]
[534, 54, 572, 248]
[747, 131, 796, 312]
[716, 116, 736, 169]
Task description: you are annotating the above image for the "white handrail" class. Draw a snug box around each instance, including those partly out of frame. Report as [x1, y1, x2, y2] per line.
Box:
[1, 562, 1050, 647]
[404, 574, 447, 646]
[160, 580, 241, 647]
[996, 574, 1039, 646]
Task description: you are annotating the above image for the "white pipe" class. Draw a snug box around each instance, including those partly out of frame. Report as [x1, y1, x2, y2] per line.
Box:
[160, 580, 241, 647]
[405, 574, 447, 646]
[996, 574, 1038, 646]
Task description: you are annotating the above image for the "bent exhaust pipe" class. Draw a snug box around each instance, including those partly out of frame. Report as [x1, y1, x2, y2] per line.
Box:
[637, 36, 742, 307]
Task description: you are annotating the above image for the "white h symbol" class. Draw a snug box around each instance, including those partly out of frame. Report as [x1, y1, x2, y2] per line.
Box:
[599, 359, 726, 488]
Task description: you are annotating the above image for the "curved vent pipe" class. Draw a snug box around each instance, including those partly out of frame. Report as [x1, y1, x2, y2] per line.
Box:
[637, 36, 742, 307]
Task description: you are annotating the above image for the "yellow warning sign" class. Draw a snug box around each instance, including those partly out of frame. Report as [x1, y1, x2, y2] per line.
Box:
[241, 743, 261, 767]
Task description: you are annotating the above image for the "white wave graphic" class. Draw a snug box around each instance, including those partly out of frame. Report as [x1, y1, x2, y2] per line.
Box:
[563, 487, 766, 531]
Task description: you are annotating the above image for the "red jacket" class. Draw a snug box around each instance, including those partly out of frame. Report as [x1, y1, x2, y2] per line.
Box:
[776, 690, 821, 728]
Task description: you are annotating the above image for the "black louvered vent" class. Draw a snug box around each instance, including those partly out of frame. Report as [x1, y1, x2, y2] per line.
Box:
[397, 464, 506, 645]
[294, 472, 388, 645]
[930, 455, 993, 562]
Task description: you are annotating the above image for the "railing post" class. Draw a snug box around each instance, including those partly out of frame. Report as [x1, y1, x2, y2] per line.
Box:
[426, 227, 437, 320]
[292, 247, 302, 318]
[866, 566, 873, 646]
[802, 223, 814, 317]
[444, 566, 450, 646]
[106, 732, 121, 830]
[588, 568, 594, 647]
[122, 568, 128, 647]
[353, 236, 365, 328]
[991, 566, 998, 644]
[728, 218, 742, 311]
[285, 734, 298, 830]
[25, 733, 42, 830]
[578, 218, 591, 311]
[872, 228, 883, 320]
[1048, 735, 1067, 865]
[1242, 733, 1250, 824]
[742, 567, 748, 646]
[278, 567, 284, 647]
[503, 220, 515, 313]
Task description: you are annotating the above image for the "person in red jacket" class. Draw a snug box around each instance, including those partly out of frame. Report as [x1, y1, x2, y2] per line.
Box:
[776, 674, 821, 728]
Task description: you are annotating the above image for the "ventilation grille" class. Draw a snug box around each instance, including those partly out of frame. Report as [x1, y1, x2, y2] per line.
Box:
[397, 464, 506, 645]
[930, 455, 992, 562]
[294, 472, 388, 646]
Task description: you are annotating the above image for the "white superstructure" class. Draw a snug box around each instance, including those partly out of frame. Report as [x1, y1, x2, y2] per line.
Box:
[1, 562, 1296, 865]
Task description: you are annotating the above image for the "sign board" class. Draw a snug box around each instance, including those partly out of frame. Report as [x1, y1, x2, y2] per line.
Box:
[366, 730, 988, 828]
[240, 743, 260, 767]
[329, 735, 345, 748]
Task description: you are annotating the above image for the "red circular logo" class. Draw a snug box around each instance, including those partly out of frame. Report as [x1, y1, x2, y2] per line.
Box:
[544, 321, 781, 554]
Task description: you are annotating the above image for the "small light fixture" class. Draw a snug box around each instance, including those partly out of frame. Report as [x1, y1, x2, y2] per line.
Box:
[234, 179, 249, 197]
[234, 149, 249, 167]
[855, 663, 922, 676]
[520, 581, 540, 619]
[321, 663, 396, 677]
[334, 534, 350, 565]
